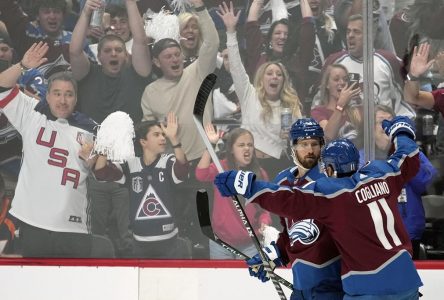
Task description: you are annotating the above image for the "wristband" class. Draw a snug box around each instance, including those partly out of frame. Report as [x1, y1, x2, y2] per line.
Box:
[172, 142, 182, 149]
[406, 73, 420, 81]
[19, 61, 30, 74]
[335, 105, 344, 112]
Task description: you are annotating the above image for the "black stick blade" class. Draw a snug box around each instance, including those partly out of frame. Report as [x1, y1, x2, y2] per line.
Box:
[196, 190, 248, 258]
[196, 189, 212, 231]
[193, 73, 217, 119]
[195, 190, 294, 290]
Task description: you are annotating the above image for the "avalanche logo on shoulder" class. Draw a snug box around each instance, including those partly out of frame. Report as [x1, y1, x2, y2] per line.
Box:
[136, 184, 171, 220]
[287, 219, 320, 246]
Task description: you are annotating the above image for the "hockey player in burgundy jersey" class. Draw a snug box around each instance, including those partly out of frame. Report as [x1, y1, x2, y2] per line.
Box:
[215, 116, 422, 299]
[247, 118, 343, 300]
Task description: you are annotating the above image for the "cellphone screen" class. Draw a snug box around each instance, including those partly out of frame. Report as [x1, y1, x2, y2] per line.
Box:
[348, 72, 360, 85]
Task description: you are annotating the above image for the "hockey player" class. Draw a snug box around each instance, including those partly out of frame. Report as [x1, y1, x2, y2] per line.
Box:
[94, 112, 191, 258]
[246, 118, 343, 299]
[214, 116, 422, 299]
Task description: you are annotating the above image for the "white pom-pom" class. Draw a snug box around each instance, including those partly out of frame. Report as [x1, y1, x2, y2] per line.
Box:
[270, 0, 288, 22]
[144, 8, 180, 43]
[262, 225, 280, 246]
[94, 111, 135, 163]
[170, 0, 192, 14]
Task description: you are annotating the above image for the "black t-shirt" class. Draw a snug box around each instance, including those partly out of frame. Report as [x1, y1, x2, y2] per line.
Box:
[76, 64, 153, 123]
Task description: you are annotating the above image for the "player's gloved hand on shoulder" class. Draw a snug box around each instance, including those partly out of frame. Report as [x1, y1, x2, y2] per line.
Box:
[246, 241, 284, 283]
[382, 116, 416, 141]
[214, 170, 256, 198]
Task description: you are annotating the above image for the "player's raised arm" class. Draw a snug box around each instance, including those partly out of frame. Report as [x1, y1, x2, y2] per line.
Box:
[0, 42, 48, 89]
[381, 116, 420, 185]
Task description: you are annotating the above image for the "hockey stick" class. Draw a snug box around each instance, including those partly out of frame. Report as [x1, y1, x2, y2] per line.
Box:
[196, 189, 293, 290]
[193, 74, 288, 300]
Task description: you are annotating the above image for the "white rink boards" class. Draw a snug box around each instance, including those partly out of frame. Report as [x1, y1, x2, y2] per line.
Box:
[0, 260, 442, 299]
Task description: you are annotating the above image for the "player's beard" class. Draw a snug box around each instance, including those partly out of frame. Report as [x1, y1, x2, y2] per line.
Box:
[296, 152, 319, 169]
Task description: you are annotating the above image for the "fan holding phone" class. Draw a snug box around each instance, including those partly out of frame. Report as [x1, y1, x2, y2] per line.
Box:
[311, 64, 362, 143]
[348, 72, 363, 106]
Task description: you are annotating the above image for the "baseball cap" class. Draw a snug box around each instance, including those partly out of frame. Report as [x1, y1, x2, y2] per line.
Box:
[0, 31, 12, 47]
[151, 38, 181, 58]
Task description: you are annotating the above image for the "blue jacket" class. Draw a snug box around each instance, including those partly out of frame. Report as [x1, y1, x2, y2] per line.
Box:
[397, 152, 437, 240]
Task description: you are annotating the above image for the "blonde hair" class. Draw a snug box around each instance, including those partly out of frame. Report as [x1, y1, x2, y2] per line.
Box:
[319, 64, 361, 128]
[253, 61, 302, 123]
[319, 0, 336, 43]
[178, 12, 202, 56]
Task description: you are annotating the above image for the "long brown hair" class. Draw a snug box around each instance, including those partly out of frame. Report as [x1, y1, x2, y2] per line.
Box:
[225, 128, 264, 180]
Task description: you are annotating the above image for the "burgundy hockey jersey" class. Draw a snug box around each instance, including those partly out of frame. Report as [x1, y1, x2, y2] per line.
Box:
[246, 135, 422, 295]
[273, 165, 341, 291]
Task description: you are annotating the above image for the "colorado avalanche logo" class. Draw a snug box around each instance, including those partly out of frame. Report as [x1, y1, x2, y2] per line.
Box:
[135, 184, 171, 220]
[287, 219, 320, 246]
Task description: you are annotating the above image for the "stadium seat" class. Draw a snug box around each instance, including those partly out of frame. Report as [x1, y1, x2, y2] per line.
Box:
[420, 195, 444, 259]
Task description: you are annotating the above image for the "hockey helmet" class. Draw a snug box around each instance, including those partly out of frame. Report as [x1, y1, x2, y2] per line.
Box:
[289, 118, 324, 145]
[321, 138, 360, 175]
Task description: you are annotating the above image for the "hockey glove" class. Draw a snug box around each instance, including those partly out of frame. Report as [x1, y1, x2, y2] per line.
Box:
[246, 241, 284, 283]
[382, 116, 416, 141]
[214, 170, 256, 198]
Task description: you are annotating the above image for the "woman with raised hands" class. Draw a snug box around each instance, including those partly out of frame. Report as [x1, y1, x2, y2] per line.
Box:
[217, 1, 303, 178]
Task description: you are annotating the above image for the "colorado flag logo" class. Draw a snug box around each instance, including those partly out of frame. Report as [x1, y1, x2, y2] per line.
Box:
[136, 185, 171, 220]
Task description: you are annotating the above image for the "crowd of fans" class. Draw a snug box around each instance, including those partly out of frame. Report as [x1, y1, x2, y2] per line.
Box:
[0, 0, 443, 259]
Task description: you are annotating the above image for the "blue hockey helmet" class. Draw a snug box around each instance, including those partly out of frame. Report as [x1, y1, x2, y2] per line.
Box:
[289, 118, 325, 145]
[321, 138, 360, 175]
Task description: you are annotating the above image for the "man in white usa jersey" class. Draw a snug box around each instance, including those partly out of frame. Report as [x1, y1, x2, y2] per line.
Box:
[0, 42, 111, 257]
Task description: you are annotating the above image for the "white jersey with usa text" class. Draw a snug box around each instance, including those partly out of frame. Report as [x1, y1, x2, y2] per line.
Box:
[124, 154, 184, 242]
[0, 87, 97, 233]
